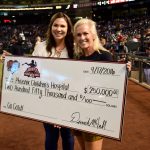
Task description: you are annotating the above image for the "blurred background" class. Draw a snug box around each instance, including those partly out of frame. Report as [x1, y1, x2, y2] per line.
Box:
[0, 1, 149, 150]
[0, 0, 150, 86]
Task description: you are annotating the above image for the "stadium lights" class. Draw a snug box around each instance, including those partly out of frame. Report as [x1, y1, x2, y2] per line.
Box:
[0, 7, 53, 11]
[97, 1, 109, 5]
[56, 6, 62, 9]
[109, 0, 135, 4]
[73, 4, 78, 8]
[66, 5, 70, 9]
[0, 0, 136, 11]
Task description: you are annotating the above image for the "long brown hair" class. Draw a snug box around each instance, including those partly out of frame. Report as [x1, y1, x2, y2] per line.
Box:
[46, 12, 74, 58]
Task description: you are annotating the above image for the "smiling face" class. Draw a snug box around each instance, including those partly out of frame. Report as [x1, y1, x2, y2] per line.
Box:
[75, 24, 95, 54]
[51, 18, 68, 42]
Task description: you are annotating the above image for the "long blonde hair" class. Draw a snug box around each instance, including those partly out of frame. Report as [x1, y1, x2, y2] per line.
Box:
[74, 18, 108, 57]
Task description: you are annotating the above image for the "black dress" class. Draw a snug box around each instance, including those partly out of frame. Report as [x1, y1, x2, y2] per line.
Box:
[80, 50, 113, 62]
[73, 50, 113, 141]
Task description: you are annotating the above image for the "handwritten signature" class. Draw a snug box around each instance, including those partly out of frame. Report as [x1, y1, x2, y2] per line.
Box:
[70, 112, 107, 130]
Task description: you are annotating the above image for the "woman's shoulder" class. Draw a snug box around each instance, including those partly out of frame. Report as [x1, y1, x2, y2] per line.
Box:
[32, 41, 48, 57]
[37, 41, 46, 47]
[99, 50, 111, 56]
[99, 50, 113, 61]
[99, 49, 110, 54]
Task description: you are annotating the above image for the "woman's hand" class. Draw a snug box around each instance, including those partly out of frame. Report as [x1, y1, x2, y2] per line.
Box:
[126, 61, 132, 72]
[54, 125, 61, 129]
[1, 50, 12, 61]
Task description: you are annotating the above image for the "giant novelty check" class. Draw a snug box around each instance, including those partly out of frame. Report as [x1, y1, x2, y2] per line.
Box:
[0, 56, 128, 140]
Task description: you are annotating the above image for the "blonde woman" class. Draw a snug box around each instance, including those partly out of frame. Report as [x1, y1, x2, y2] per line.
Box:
[73, 18, 131, 150]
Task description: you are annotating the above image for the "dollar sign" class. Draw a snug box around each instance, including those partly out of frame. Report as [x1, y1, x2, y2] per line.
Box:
[84, 87, 87, 94]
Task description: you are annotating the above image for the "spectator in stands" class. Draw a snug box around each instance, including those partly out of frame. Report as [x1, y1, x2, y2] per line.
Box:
[1, 35, 24, 60]
[33, 35, 42, 51]
[117, 41, 129, 62]
[144, 27, 150, 57]
[8, 36, 24, 55]
[99, 36, 106, 47]
[32, 12, 74, 150]
[73, 18, 131, 150]
[143, 27, 150, 84]
[0, 42, 3, 54]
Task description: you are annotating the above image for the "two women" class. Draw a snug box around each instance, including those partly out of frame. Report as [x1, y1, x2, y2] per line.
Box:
[33, 12, 131, 150]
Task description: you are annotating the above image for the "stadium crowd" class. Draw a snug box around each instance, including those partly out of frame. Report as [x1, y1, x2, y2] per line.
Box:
[0, 14, 149, 58]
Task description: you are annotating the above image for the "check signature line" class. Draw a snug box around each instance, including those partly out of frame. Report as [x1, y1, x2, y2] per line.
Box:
[22, 111, 57, 120]
[93, 100, 106, 103]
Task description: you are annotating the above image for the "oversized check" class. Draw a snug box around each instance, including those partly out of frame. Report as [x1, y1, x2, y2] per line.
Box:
[0, 56, 128, 140]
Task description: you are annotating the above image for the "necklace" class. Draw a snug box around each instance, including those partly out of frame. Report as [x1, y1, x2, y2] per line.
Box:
[54, 47, 65, 58]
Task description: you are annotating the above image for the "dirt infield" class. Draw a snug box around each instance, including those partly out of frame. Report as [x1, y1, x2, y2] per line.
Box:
[0, 80, 150, 150]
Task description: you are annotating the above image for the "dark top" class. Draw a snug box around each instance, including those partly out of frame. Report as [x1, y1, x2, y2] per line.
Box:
[80, 50, 113, 62]
[8, 42, 24, 56]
